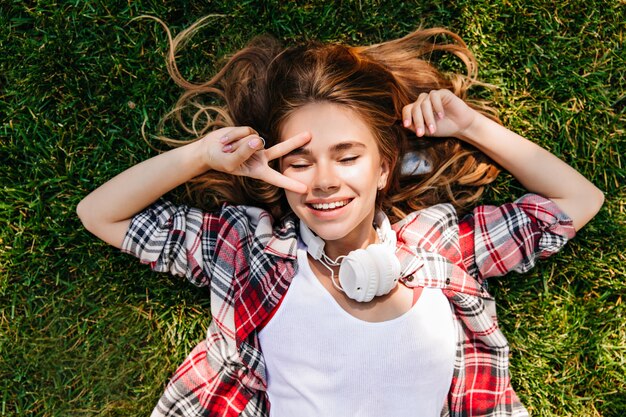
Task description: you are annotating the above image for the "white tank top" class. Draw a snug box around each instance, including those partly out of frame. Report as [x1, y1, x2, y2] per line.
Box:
[258, 244, 456, 417]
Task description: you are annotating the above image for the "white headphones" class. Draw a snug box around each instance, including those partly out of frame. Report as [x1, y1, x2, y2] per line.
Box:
[299, 212, 402, 303]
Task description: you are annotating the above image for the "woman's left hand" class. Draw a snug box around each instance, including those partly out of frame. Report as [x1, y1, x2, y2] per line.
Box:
[401, 89, 479, 139]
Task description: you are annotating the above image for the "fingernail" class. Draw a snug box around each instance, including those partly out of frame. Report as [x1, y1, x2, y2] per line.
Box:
[417, 127, 424, 136]
[403, 119, 410, 128]
[437, 112, 444, 120]
[428, 124, 435, 134]
[222, 144, 233, 152]
[248, 138, 261, 149]
[219, 135, 229, 143]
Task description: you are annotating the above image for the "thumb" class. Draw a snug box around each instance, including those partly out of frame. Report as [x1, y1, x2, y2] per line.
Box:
[247, 136, 265, 151]
[219, 134, 266, 176]
[230, 135, 265, 163]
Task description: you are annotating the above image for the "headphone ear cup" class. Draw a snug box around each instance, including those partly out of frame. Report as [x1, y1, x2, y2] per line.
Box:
[339, 249, 379, 303]
[368, 244, 401, 296]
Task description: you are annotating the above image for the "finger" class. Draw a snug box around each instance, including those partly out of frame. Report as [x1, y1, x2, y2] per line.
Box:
[221, 141, 237, 153]
[412, 94, 428, 137]
[265, 131, 312, 161]
[221, 127, 266, 153]
[402, 104, 415, 130]
[421, 93, 437, 135]
[218, 126, 258, 145]
[429, 90, 445, 120]
[223, 135, 265, 153]
[229, 134, 265, 164]
[221, 137, 244, 153]
[260, 166, 308, 194]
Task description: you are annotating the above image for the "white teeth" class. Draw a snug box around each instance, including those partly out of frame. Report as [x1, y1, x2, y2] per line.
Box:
[311, 200, 349, 210]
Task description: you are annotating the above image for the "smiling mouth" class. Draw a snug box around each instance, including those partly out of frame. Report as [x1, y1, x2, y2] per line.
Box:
[307, 199, 352, 211]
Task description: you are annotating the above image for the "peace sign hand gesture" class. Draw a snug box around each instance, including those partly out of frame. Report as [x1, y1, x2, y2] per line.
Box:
[204, 127, 312, 194]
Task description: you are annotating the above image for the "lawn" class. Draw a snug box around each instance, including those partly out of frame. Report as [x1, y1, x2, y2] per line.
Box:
[1, 0, 625, 416]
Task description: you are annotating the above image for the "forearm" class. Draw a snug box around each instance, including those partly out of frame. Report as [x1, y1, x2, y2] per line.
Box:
[77, 126, 307, 248]
[77, 139, 209, 247]
[460, 114, 604, 230]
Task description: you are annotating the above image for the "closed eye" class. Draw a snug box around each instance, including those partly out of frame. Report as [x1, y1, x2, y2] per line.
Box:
[339, 156, 359, 164]
[289, 162, 311, 169]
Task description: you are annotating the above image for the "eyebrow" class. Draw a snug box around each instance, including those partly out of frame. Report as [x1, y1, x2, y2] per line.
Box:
[283, 141, 367, 158]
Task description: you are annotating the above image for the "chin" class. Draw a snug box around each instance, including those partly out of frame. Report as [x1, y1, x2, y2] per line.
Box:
[308, 228, 346, 242]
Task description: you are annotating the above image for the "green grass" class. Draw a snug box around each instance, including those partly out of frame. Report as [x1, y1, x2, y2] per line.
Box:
[1, 0, 624, 416]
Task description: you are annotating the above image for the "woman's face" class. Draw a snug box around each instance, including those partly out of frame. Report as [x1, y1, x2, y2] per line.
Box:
[280, 102, 389, 251]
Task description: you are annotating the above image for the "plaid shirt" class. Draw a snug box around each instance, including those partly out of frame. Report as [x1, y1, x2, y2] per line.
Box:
[121, 193, 575, 417]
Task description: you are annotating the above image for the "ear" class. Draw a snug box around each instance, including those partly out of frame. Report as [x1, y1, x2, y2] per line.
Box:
[378, 160, 391, 190]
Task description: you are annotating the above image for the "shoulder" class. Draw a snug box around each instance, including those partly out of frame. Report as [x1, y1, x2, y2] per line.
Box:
[219, 204, 300, 259]
[392, 203, 460, 245]
[208, 203, 299, 242]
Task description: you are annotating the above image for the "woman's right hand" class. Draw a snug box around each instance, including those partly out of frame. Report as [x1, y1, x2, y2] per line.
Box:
[78, 125, 311, 249]
[203, 127, 312, 194]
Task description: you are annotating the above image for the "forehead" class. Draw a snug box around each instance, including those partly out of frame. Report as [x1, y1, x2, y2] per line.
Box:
[280, 102, 376, 148]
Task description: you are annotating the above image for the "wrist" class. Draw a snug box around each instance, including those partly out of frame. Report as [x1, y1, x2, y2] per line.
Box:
[187, 136, 214, 175]
[457, 112, 494, 145]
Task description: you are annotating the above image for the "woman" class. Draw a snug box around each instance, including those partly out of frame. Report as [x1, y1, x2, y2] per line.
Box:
[77, 18, 604, 417]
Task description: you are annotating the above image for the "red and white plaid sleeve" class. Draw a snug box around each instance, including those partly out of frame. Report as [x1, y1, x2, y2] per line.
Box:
[121, 199, 226, 288]
[458, 193, 576, 281]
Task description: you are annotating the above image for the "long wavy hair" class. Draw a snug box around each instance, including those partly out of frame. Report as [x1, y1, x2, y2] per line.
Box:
[149, 16, 501, 222]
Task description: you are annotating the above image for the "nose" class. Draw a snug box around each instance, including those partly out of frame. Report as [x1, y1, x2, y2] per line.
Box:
[312, 161, 340, 193]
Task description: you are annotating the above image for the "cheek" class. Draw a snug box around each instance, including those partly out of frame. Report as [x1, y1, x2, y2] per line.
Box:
[343, 163, 371, 177]
[282, 190, 298, 217]
[341, 162, 382, 188]
[282, 165, 315, 185]
[282, 171, 309, 206]
[284, 190, 297, 208]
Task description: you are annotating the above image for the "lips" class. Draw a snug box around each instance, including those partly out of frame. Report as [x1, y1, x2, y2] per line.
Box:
[307, 199, 352, 211]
